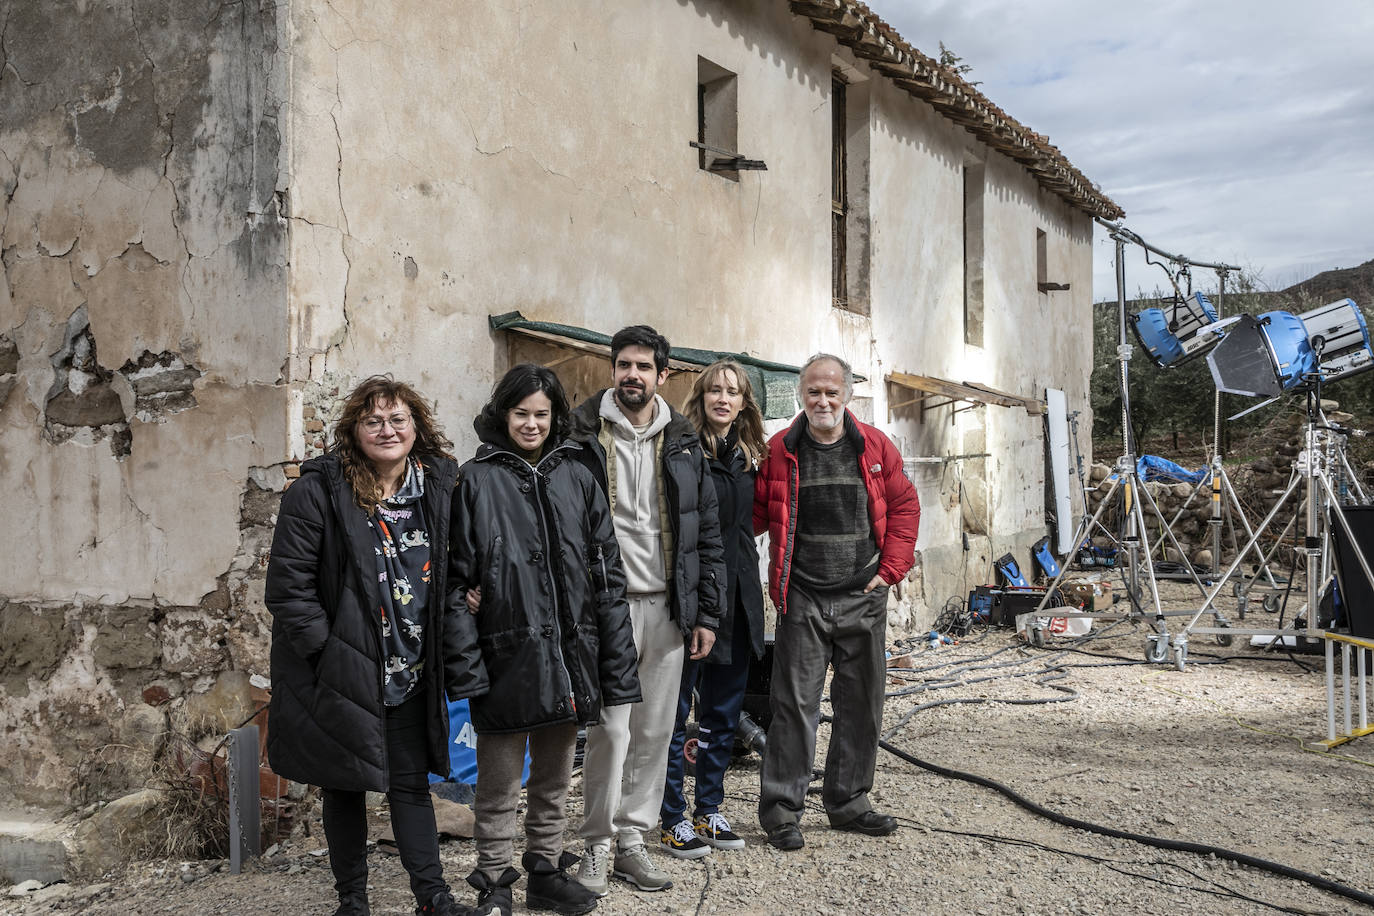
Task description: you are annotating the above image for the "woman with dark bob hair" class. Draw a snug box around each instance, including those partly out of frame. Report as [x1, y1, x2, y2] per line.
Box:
[452, 364, 640, 916]
[658, 359, 767, 858]
[265, 375, 487, 916]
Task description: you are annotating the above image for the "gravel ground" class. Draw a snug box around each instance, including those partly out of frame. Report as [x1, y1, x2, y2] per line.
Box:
[9, 579, 1374, 916]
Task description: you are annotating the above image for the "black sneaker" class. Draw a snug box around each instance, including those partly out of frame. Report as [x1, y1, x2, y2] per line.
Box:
[523, 851, 599, 915]
[694, 813, 745, 850]
[660, 818, 711, 859]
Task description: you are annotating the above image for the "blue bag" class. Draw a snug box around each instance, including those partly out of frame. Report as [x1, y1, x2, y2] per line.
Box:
[429, 698, 531, 786]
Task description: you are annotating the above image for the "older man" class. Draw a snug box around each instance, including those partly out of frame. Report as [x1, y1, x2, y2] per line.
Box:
[753, 353, 920, 850]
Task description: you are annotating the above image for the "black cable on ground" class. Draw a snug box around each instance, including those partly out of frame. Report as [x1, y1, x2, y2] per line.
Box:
[917, 822, 1316, 915]
[692, 855, 711, 916]
[878, 737, 1374, 910]
[727, 785, 1311, 913]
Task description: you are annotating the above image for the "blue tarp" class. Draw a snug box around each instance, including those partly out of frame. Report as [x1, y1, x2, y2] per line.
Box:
[1136, 455, 1207, 484]
[428, 698, 530, 786]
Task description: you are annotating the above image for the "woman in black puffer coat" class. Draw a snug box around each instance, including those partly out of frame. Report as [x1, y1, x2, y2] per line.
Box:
[451, 364, 639, 916]
[265, 376, 485, 916]
[658, 359, 767, 857]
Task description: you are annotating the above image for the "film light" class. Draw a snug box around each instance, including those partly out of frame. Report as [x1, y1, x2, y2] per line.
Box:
[1130, 291, 1226, 368]
[1304, 298, 1373, 383]
[1206, 298, 1373, 398]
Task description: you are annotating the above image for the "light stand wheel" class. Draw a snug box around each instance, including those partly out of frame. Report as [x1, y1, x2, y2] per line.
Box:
[1145, 635, 1168, 663]
[1174, 641, 1188, 671]
[1262, 594, 1281, 614]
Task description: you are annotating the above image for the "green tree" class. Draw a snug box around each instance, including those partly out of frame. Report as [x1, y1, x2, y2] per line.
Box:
[938, 42, 981, 86]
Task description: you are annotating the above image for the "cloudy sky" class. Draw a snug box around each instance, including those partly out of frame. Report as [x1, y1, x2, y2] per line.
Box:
[874, 0, 1374, 302]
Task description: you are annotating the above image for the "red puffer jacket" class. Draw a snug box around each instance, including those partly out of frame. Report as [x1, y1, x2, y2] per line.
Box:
[753, 411, 920, 612]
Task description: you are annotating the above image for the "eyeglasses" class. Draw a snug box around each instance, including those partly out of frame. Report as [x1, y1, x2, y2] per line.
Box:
[361, 414, 412, 434]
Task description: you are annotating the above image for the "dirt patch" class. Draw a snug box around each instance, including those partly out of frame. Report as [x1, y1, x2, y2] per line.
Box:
[9, 581, 1374, 915]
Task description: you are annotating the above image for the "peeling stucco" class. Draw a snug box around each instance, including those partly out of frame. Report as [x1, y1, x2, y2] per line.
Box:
[0, 0, 291, 807]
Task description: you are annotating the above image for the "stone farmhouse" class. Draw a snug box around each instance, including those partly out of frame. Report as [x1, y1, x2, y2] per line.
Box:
[0, 0, 1120, 818]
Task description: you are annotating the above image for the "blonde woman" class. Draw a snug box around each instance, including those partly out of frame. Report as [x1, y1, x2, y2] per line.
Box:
[658, 359, 767, 857]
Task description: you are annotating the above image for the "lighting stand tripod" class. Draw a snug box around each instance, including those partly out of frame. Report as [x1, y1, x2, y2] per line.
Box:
[1018, 229, 1212, 649]
[1065, 408, 1127, 556]
[1320, 411, 1369, 506]
[1176, 385, 1374, 669]
[1146, 268, 1282, 600]
[1121, 264, 1282, 596]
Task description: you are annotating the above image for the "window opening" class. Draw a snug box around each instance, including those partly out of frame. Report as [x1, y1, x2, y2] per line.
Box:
[697, 57, 740, 181]
[963, 163, 985, 346]
[832, 75, 848, 309]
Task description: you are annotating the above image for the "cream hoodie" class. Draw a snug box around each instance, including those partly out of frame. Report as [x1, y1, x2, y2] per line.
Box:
[599, 388, 672, 594]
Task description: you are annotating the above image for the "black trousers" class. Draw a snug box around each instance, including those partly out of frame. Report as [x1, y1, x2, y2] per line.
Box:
[322, 691, 445, 903]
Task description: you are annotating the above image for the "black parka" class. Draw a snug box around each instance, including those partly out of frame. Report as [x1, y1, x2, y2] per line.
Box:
[702, 436, 766, 666]
[569, 391, 727, 636]
[264, 452, 486, 792]
[449, 432, 641, 734]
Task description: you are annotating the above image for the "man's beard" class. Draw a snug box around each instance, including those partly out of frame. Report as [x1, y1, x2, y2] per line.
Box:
[616, 382, 650, 410]
[807, 408, 840, 430]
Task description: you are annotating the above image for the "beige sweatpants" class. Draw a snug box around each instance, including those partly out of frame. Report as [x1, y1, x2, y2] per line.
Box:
[578, 592, 684, 852]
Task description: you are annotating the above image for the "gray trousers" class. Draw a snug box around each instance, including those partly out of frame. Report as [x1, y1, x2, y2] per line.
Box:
[474, 722, 579, 877]
[758, 582, 887, 831]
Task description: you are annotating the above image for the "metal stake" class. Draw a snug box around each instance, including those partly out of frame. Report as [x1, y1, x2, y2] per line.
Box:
[227, 725, 262, 874]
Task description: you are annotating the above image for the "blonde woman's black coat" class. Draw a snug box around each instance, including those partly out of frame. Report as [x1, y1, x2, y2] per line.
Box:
[449, 437, 641, 734]
[263, 453, 488, 792]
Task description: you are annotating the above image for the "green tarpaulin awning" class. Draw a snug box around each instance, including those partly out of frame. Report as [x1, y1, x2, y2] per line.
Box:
[490, 311, 813, 420]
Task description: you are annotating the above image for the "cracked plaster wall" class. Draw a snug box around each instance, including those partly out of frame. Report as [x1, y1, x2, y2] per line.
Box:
[285, 0, 1095, 628]
[0, 0, 291, 806]
[0, 0, 1098, 810]
[865, 70, 1097, 609]
[282, 0, 840, 433]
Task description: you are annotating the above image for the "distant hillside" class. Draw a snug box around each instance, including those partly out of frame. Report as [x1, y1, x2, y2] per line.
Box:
[1101, 258, 1374, 313]
[1280, 258, 1374, 306]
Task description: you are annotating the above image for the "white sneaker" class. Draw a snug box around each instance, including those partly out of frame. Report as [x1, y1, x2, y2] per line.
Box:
[612, 844, 673, 892]
[576, 843, 609, 898]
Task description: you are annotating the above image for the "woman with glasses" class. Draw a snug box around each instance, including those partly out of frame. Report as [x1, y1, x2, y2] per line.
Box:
[658, 360, 767, 858]
[266, 375, 486, 916]
[451, 364, 640, 916]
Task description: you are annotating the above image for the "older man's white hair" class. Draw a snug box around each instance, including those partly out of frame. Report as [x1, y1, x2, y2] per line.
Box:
[796, 353, 854, 402]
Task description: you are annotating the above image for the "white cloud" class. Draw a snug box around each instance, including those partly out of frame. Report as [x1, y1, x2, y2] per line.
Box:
[873, 0, 1374, 298]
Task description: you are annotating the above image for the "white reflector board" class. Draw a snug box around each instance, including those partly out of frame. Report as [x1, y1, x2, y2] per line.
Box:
[1046, 388, 1074, 556]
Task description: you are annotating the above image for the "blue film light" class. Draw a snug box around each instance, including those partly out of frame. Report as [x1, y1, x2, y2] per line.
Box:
[1207, 299, 1373, 398]
[1130, 291, 1224, 368]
